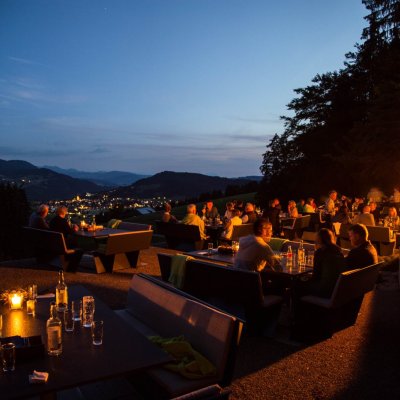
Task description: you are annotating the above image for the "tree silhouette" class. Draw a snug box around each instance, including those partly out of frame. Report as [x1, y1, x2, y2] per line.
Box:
[259, 0, 400, 207]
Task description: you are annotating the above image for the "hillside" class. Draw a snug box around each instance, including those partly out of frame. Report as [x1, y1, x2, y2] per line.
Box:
[43, 166, 149, 187]
[110, 171, 254, 200]
[0, 159, 103, 201]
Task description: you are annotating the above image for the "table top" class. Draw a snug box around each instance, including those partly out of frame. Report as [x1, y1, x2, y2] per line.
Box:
[74, 228, 127, 238]
[0, 285, 171, 400]
[185, 249, 313, 277]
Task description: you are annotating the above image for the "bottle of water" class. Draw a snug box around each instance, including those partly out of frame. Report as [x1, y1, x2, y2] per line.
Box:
[56, 270, 68, 312]
[286, 245, 293, 268]
[47, 302, 62, 356]
[298, 240, 305, 267]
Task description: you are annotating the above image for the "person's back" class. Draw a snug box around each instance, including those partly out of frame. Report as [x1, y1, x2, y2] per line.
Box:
[352, 206, 375, 226]
[181, 204, 207, 239]
[346, 223, 378, 269]
[221, 210, 242, 239]
[161, 203, 177, 223]
[311, 244, 345, 298]
[28, 204, 49, 230]
[346, 241, 378, 269]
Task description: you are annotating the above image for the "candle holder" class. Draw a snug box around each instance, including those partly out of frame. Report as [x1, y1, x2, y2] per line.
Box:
[9, 291, 24, 310]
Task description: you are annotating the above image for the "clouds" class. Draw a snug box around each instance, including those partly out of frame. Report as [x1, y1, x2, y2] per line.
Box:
[7, 56, 46, 67]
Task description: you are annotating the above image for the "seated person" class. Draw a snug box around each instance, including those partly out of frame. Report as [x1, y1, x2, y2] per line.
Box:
[303, 197, 316, 213]
[332, 205, 351, 224]
[241, 202, 258, 224]
[352, 197, 364, 213]
[201, 201, 219, 220]
[181, 204, 207, 240]
[49, 206, 79, 245]
[297, 199, 305, 214]
[49, 206, 82, 272]
[262, 198, 281, 235]
[223, 201, 234, 221]
[29, 204, 50, 229]
[235, 200, 244, 215]
[346, 224, 378, 269]
[384, 206, 400, 229]
[161, 203, 177, 223]
[298, 229, 345, 298]
[352, 205, 375, 226]
[288, 200, 299, 218]
[221, 209, 242, 240]
[369, 202, 380, 225]
[324, 190, 338, 217]
[234, 219, 278, 272]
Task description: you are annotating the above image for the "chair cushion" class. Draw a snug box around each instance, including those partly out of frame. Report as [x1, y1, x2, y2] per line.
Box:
[263, 295, 284, 307]
[300, 295, 333, 308]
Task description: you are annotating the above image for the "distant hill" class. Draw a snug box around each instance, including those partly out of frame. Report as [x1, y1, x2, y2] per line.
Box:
[238, 175, 263, 182]
[0, 159, 103, 201]
[110, 171, 255, 200]
[43, 166, 149, 187]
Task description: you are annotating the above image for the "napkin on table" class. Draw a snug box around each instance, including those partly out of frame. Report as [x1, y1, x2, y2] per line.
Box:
[29, 370, 49, 384]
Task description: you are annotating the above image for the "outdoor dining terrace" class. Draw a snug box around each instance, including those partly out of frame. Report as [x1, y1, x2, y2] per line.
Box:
[0, 242, 399, 400]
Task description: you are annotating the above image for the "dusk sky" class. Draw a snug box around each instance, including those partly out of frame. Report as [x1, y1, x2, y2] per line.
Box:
[1, 0, 367, 177]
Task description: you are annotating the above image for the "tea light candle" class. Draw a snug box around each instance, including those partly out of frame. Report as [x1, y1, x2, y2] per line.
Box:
[9, 292, 23, 310]
[27, 299, 36, 315]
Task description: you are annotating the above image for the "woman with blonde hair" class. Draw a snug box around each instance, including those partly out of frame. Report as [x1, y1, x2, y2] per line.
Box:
[288, 200, 299, 218]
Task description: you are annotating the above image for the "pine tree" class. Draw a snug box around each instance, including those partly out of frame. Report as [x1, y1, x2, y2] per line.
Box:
[259, 0, 400, 206]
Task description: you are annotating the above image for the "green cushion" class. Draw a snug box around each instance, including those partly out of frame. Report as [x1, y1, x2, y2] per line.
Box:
[107, 219, 122, 229]
[269, 237, 288, 251]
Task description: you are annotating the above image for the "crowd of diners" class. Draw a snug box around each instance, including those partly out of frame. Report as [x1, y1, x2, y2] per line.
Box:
[163, 189, 400, 300]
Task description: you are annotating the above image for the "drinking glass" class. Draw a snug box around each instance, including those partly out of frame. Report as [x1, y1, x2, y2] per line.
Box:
[306, 251, 315, 267]
[82, 296, 95, 328]
[27, 300, 36, 316]
[72, 300, 82, 321]
[207, 242, 213, 255]
[28, 284, 38, 300]
[2, 343, 16, 372]
[64, 308, 75, 332]
[91, 321, 104, 345]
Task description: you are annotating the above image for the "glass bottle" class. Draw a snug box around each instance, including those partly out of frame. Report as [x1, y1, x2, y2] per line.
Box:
[91, 214, 96, 229]
[47, 302, 62, 356]
[286, 245, 293, 267]
[298, 240, 305, 267]
[56, 270, 68, 312]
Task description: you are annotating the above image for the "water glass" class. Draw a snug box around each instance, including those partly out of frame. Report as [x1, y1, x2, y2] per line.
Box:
[2, 343, 16, 372]
[207, 242, 213, 255]
[64, 308, 75, 332]
[28, 284, 38, 300]
[72, 300, 82, 321]
[82, 296, 95, 328]
[306, 252, 314, 267]
[91, 320, 104, 345]
[26, 300, 36, 316]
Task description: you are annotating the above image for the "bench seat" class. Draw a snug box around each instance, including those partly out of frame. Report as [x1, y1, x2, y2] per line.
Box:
[157, 254, 283, 335]
[293, 262, 383, 342]
[156, 221, 205, 251]
[93, 230, 153, 273]
[23, 227, 82, 271]
[115, 274, 242, 399]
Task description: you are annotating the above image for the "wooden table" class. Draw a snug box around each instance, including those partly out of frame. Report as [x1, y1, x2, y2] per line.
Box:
[0, 285, 171, 400]
[185, 249, 313, 277]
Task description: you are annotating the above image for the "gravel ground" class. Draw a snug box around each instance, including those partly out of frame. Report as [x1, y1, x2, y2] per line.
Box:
[1, 248, 399, 400]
